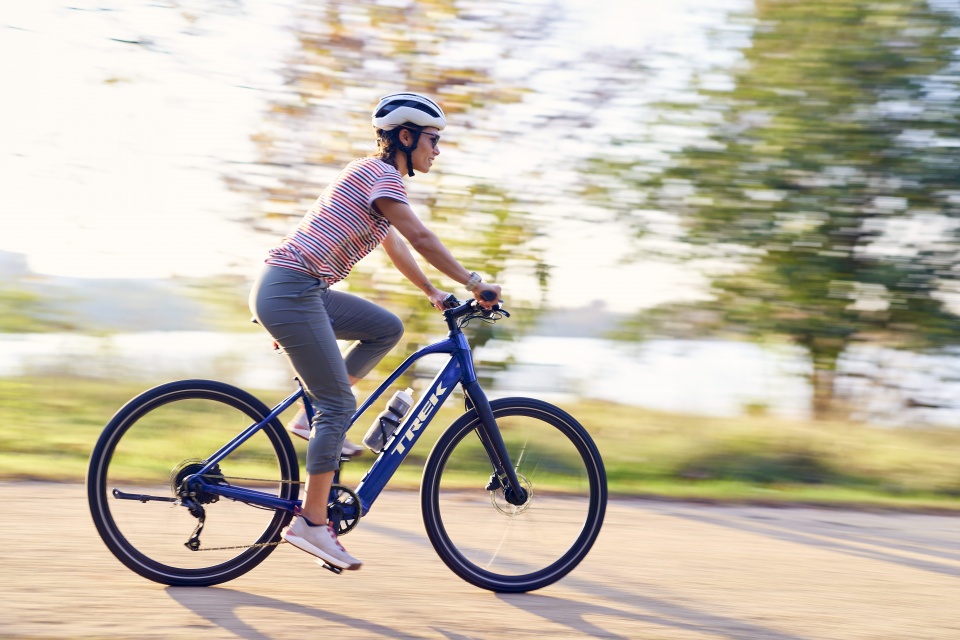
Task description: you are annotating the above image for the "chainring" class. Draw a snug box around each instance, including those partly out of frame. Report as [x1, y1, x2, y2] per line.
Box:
[328, 484, 362, 535]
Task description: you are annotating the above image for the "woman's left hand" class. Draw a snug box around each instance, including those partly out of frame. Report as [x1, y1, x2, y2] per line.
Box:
[427, 288, 453, 311]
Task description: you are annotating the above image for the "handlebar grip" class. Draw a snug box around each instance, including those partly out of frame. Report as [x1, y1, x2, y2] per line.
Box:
[479, 289, 498, 302]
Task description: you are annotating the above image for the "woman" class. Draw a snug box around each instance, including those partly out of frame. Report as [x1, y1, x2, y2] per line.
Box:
[249, 92, 501, 571]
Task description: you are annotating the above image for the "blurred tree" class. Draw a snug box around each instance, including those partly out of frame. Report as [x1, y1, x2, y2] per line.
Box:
[589, 0, 960, 419]
[228, 0, 554, 380]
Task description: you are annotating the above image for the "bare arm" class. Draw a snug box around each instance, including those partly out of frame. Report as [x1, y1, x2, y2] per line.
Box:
[381, 227, 450, 310]
[375, 197, 501, 307]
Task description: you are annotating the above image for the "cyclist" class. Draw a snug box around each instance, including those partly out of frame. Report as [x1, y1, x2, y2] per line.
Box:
[249, 92, 501, 571]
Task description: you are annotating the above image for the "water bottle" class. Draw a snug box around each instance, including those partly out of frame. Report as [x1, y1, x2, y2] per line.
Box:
[362, 388, 414, 453]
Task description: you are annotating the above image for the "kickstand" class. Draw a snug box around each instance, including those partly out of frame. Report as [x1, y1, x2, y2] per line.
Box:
[315, 558, 343, 574]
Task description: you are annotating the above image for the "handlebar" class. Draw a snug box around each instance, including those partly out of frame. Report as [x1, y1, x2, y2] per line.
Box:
[443, 290, 496, 307]
[441, 293, 509, 322]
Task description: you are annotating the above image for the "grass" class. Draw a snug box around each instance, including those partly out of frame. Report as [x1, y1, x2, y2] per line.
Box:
[3, 376, 960, 512]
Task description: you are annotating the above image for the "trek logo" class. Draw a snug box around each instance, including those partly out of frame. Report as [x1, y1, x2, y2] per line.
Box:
[393, 381, 447, 455]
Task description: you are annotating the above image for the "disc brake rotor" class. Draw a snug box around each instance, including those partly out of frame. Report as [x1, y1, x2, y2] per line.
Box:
[491, 473, 533, 516]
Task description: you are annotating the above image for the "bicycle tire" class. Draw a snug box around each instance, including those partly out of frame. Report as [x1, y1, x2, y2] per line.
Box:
[421, 397, 606, 592]
[87, 379, 299, 587]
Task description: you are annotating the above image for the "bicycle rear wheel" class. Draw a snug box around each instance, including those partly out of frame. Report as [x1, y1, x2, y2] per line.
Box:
[87, 379, 299, 586]
[421, 397, 606, 592]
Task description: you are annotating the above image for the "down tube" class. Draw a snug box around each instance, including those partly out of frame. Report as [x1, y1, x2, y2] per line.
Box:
[354, 357, 462, 514]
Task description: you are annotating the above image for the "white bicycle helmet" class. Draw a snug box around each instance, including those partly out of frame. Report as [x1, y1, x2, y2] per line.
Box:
[372, 92, 446, 131]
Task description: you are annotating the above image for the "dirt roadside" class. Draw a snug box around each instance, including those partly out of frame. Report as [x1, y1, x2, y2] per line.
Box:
[2, 482, 959, 639]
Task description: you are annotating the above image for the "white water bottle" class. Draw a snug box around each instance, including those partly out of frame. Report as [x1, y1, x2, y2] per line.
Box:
[362, 388, 414, 453]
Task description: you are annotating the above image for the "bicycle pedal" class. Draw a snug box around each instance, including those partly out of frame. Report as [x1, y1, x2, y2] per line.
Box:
[315, 558, 343, 575]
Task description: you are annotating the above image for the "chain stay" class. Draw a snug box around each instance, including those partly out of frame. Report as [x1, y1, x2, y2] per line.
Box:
[187, 476, 364, 552]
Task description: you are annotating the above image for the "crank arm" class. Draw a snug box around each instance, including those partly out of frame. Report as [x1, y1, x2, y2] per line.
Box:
[112, 488, 178, 503]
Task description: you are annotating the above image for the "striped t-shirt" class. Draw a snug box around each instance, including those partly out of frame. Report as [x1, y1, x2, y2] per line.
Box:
[266, 157, 408, 284]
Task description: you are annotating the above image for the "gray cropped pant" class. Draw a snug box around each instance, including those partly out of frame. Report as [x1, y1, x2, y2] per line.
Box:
[249, 265, 404, 474]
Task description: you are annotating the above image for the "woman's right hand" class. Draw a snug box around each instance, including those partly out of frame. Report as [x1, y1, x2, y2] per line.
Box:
[473, 283, 501, 309]
[427, 287, 453, 311]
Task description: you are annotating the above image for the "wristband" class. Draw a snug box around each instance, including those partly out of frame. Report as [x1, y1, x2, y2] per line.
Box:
[465, 271, 482, 292]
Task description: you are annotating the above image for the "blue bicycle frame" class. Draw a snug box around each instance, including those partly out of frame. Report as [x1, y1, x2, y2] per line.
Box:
[183, 306, 524, 517]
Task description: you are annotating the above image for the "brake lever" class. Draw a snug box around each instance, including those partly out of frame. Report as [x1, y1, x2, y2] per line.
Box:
[475, 298, 509, 317]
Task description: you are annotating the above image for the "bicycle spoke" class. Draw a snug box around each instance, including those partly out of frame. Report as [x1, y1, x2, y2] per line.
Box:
[422, 398, 606, 592]
[88, 380, 299, 586]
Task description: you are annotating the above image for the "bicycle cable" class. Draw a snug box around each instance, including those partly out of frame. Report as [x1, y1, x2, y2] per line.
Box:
[457, 308, 508, 329]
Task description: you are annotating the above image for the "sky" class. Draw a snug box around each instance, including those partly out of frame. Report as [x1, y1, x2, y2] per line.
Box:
[0, 0, 745, 313]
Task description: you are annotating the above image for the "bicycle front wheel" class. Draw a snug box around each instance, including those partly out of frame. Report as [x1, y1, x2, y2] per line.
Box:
[87, 379, 299, 586]
[421, 397, 606, 592]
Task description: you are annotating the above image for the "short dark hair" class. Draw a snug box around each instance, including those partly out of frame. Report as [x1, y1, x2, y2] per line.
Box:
[373, 128, 403, 167]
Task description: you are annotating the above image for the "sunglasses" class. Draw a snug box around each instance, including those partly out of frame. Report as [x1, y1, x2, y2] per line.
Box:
[400, 126, 441, 149]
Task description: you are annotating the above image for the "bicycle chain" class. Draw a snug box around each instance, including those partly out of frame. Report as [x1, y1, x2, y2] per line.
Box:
[185, 475, 363, 551]
[197, 473, 304, 485]
[189, 474, 366, 552]
[195, 540, 288, 551]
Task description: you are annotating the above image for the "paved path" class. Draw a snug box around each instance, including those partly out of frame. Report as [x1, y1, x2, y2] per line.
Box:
[2, 482, 960, 639]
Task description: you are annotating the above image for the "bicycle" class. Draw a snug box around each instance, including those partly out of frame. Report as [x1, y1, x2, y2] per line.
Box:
[87, 294, 607, 593]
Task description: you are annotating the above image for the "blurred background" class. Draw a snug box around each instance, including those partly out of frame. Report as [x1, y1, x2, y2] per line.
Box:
[3, 0, 960, 503]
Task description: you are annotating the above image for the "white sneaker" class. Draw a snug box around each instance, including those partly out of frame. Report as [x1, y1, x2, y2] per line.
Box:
[340, 438, 364, 457]
[286, 408, 312, 440]
[282, 516, 362, 570]
[286, 407, 363, 457]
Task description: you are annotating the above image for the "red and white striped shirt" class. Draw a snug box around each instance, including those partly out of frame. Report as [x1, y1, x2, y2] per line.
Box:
[266, 157, 408, 284]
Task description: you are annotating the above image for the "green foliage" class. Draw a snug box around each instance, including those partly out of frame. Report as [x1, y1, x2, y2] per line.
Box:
[4, 377, 960, 510]
[586, 0, 960, 419]
[347, 181, 543, 377]
[679, 445, 842, 485]
[228, 0, 556, 377]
